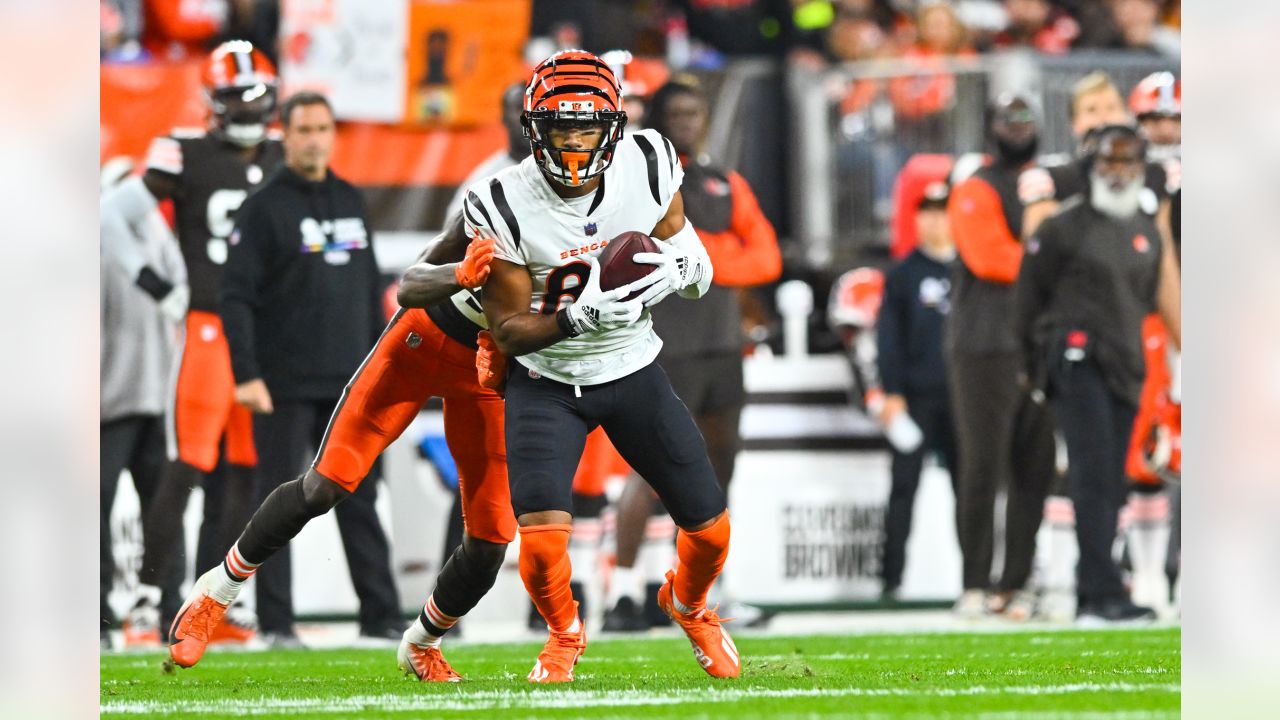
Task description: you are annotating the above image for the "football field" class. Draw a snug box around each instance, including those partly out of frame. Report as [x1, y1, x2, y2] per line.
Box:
[100, 626, 1180, 718]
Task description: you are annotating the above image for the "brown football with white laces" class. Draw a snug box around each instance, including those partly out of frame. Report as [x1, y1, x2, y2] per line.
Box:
[597, 231, 661, 300]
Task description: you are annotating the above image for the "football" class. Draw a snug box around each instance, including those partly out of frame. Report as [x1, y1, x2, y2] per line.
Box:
[597, 231, 661, 300]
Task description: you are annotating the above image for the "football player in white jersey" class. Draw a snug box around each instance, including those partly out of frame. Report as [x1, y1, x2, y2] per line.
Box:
[470, 50, 739, 682]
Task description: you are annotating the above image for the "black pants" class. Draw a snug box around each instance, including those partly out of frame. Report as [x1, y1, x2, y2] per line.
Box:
[1049, 358, 1137, 606]
[252, 399, 400, 634]
[505, 361, 726, 528]
[101, 416, 183, 626]
[880, 391, 959, 591]
[948, 352, 1056, 591]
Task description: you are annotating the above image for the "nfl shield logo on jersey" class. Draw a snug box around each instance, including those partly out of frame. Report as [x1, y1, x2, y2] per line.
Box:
[584, 222, 598, 236]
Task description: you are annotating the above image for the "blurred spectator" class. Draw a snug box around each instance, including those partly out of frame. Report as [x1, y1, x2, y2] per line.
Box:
[1015, 124, 1178, 624]
[889, 2, 974, 152]
[1055, 0, 1117, 47]
[828, 5, 890, 117]
[826, 4, 900, 228]
[143, 0, 230, 60]
[986, 0, 1080, 54]
[220, 92, 402, 645]
[1068, 70, 1129, 140]
[945, 95, 1055, 621]
[99, 157, 185, 649]
[1107, 0, 1179, 57]
[1021, 73, 1179, 256]
[875, 181, 959, 599]
[605, 77, 783, 631]
[1129, 71, 1180, 164]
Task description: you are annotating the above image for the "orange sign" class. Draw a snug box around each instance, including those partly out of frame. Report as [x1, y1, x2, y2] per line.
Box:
[405, 0, 531, 126]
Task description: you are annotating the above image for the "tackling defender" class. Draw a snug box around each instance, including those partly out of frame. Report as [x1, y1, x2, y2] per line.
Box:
[165, 210, 514, 681]
[474, 50, 740, 682]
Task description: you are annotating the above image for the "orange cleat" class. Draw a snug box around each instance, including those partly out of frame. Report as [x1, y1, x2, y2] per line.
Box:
[527, 605, 587, 683]
[657, 570, 741, 679]
[397, 638, 463, 682]
[168, 568, 230, 668]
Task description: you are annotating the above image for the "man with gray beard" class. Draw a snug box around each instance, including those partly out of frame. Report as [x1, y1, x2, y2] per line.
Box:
[1015, 124, 1180, 624]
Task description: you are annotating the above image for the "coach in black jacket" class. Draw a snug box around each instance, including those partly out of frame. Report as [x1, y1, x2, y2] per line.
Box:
[220, 92, 401, 644]
[1015, 125, 1180, 624]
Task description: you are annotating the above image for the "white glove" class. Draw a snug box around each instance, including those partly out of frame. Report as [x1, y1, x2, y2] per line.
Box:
[158, 284, 190, 324]
[560, 256, 644, 337]
[633, 237, 708, 307]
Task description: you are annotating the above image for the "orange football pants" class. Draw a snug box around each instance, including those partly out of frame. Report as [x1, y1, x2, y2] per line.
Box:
[314, 308, 515, 544]
[170, 310, 257, 472]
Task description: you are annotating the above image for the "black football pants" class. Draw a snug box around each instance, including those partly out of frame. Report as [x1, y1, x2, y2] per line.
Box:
[251, 399, 401, 635]
[504, 361, 726, 528]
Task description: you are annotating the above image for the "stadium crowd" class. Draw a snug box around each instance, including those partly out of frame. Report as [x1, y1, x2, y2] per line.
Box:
[100, 0, 1181, 670]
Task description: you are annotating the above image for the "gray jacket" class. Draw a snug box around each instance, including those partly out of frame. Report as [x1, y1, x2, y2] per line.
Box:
[100, 208, 185, 422]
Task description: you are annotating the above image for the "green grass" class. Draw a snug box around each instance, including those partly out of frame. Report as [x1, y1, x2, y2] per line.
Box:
[101, 627, 1180, 719]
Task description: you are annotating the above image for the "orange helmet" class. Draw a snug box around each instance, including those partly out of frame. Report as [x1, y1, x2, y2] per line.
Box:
[828, 267, 886, 330]
[1128, 72, 1180, 119]
[203, 40, 278, 148]
[522, 50, 627, 186]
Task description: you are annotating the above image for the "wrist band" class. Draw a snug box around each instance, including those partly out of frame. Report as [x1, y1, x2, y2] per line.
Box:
[556, 308, 580, 338]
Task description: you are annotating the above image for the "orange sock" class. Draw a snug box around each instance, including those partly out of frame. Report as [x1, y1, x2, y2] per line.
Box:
[518, 524, 579, 632]
[673, 512, 730, 613]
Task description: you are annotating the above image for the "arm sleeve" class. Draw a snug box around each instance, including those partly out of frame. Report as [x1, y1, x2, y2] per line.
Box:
[948, 177, 1025, 284]
[875, 270, 907, 395]
[219, 201, 274, 384]
[699, 171, 783, 287]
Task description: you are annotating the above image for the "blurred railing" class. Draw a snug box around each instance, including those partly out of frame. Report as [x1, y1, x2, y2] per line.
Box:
[788, 51, 1178, 269]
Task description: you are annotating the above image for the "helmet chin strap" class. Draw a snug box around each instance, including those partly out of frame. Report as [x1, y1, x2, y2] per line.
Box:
[224, 123, 266, 148]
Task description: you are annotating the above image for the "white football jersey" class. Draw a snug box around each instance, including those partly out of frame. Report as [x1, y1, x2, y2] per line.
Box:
[463, 128, 684, 386]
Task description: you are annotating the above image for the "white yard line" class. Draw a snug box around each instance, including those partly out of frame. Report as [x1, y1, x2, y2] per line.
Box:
[101, 682, 1180, 716]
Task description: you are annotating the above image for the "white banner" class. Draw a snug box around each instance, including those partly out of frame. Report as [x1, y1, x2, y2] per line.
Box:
[280, 0, 408, 122]
[725, 451, 961, 604]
